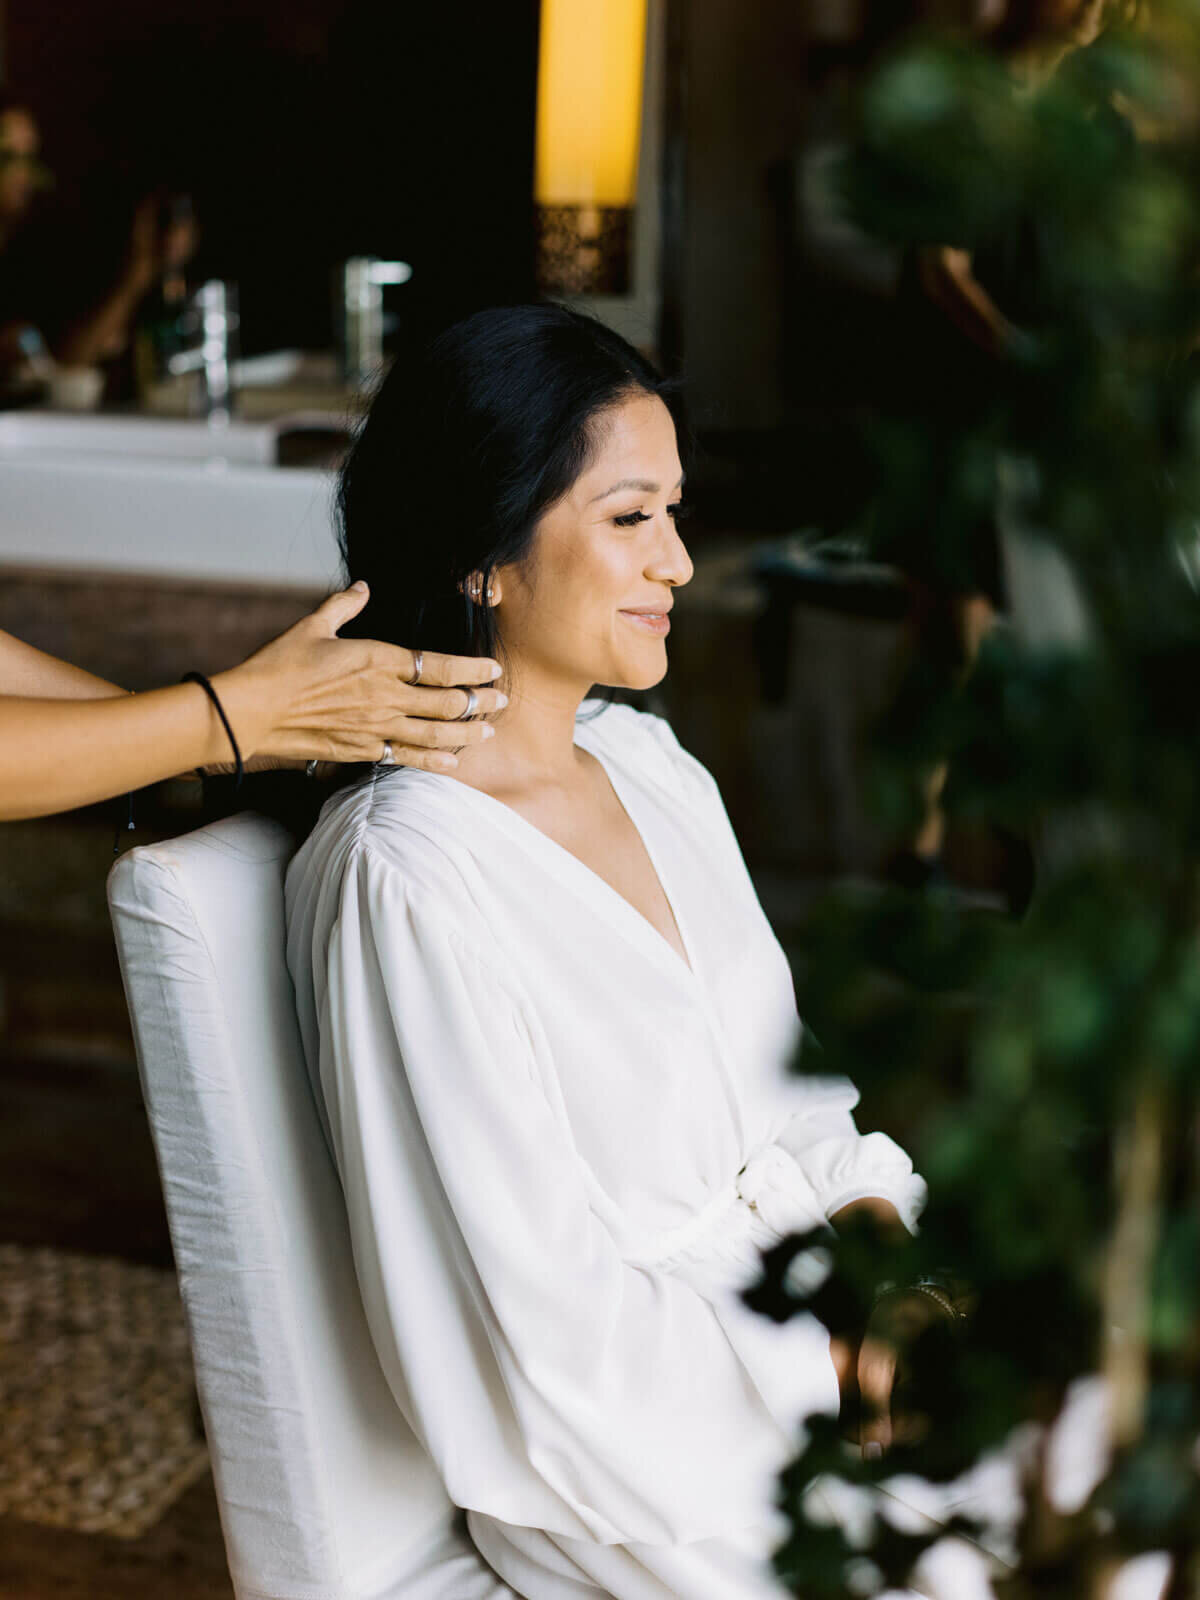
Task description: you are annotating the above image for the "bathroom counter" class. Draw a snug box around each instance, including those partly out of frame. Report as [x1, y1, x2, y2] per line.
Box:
[0, 410, 343, 589]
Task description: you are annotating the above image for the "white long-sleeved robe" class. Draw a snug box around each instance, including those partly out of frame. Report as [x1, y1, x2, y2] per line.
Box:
[285, 701, 926, 1600]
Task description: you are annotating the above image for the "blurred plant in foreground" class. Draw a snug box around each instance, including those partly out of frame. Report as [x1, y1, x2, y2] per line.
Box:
[749, 6, 1200, 1596]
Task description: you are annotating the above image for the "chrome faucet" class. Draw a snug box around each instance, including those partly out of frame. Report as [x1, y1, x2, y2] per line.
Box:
[336, 257, 412, 389]
[168, 280, 240, 424]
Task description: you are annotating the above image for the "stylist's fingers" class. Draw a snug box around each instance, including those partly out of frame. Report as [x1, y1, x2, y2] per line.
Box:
[383, 744, 468, 774]
[404, 647, 503, 690]
[287, 729, 470, 770]
[291, 583, 505, 691]
[392, 715, 497, 750]
[307, 580, 371, 635]
[400, 684, 508, 726]
[857, 1335, 896, 1462]
[306, 590, 506, 702]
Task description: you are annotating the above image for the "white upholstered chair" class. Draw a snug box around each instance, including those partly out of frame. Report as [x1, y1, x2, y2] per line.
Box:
[107, 813, 513, 1600]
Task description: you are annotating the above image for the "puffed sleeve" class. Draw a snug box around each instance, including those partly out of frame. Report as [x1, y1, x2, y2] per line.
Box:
[312, 844, 832, 1547]
[774, 1069, 928, 1233]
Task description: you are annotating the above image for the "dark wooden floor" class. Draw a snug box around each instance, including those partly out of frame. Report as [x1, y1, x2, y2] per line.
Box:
[0, 1478, 233, 1600]
[1, 1039, 234, 1598]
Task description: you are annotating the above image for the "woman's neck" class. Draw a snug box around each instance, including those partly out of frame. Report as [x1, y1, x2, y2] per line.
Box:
[451, 667, 594, 797]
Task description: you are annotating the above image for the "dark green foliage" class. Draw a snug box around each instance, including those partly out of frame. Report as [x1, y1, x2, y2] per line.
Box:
[762, 9, 1200, 1595]
[1099, 1382, 1200, 1551]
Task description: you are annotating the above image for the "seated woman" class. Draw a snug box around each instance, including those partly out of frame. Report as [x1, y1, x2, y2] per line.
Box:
[285, 305, 927, 1600]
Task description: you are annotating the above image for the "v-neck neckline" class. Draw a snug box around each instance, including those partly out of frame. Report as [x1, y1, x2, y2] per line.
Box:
[575, 734, 695, 977]
[411, 717, 697, 983]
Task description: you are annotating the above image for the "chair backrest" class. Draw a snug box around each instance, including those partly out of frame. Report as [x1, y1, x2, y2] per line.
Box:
[107, 813, 490, 1600]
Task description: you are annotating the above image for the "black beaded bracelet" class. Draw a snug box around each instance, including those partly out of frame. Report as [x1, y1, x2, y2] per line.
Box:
[182, 671, 244, 792]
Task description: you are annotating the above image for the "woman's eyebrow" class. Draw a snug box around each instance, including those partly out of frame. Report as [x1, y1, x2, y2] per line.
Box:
[589, 473, 686, 504]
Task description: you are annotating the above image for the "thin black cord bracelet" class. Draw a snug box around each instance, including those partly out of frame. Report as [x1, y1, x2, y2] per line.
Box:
[182, 671, 244, 791]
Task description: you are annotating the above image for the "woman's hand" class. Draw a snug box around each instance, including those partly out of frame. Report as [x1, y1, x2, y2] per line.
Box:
[210, 581, 506, 772]
[831, 1288, 952, 1460]
[825, 1199, 950, 1461]
[855, 1289, 943, 1460]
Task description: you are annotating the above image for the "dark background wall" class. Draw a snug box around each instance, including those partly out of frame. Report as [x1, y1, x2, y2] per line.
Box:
[678, 0, 806, 432]
[3, 0, 541, 352]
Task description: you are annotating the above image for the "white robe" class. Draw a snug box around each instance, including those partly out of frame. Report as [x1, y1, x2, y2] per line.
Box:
[285, 701, 926, 1599]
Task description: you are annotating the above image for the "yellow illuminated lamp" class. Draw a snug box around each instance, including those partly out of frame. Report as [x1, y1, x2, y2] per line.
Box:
[535, 0, 649, 295]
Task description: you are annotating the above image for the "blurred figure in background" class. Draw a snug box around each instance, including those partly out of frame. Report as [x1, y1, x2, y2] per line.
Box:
[0, 88, 195, 392]
[890, 0, 1131, 896]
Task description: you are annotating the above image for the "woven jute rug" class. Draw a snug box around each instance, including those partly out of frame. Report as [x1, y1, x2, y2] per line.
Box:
[0, 1242, 210, 1538]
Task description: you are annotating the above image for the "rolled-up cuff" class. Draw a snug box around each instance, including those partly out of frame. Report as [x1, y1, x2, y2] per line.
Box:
[799, 1129, 928, 1234]
[820, 1175, 928, 1235]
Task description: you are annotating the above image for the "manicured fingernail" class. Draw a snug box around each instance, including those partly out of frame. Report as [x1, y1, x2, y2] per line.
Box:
[482, 724, 495, 738]
[487, 662, 502, 679]
[863, 1442, 883, 1461]
[438, 753, 458, 769]
[351, 579, 368, 593]
[494, 692, 508, 708]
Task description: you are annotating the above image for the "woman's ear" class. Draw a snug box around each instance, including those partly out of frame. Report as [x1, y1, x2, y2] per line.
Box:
[463, 572, 501, 606]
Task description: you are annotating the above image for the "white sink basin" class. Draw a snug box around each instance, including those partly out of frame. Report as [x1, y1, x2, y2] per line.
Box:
[0, 411, 342, 589]
[0, 410, 282, 466]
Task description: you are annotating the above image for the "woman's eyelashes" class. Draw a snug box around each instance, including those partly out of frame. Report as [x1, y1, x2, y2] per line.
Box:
[612, 501, 688, 529]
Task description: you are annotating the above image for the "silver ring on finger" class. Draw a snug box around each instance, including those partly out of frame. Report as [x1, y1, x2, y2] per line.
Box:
[378, 740, 395, 766]
[454, 688, 479, 721]
[407, 649, 424, 687]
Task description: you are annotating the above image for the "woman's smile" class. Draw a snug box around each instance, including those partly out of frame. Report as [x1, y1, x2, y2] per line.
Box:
[619, 608, 672, 636]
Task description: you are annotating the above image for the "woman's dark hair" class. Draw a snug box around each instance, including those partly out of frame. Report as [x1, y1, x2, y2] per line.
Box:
[336, 303, 687, 665]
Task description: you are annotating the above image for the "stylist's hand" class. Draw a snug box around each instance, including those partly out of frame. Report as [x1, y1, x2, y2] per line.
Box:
[212, 581, 505, 772]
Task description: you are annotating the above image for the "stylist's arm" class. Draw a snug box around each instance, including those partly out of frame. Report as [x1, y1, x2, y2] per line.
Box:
[0, 581, 504, 822]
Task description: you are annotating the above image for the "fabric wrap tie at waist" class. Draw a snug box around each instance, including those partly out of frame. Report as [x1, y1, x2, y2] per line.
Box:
[735, 1142, 826, 1236]
[624, 1143, 826, 1276]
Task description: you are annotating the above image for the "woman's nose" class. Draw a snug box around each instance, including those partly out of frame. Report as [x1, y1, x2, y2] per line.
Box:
[647, 514, 694, 588]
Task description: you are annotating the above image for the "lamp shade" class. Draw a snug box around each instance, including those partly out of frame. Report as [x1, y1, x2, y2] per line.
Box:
[534, 0, 649, 293]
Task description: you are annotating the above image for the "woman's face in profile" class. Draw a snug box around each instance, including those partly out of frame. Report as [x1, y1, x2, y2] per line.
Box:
[496, 392, 692, 695]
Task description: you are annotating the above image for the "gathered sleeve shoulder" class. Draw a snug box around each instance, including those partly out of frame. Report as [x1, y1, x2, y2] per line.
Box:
[612, 705, 726, 808]
[311, 838, 828, 1547]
